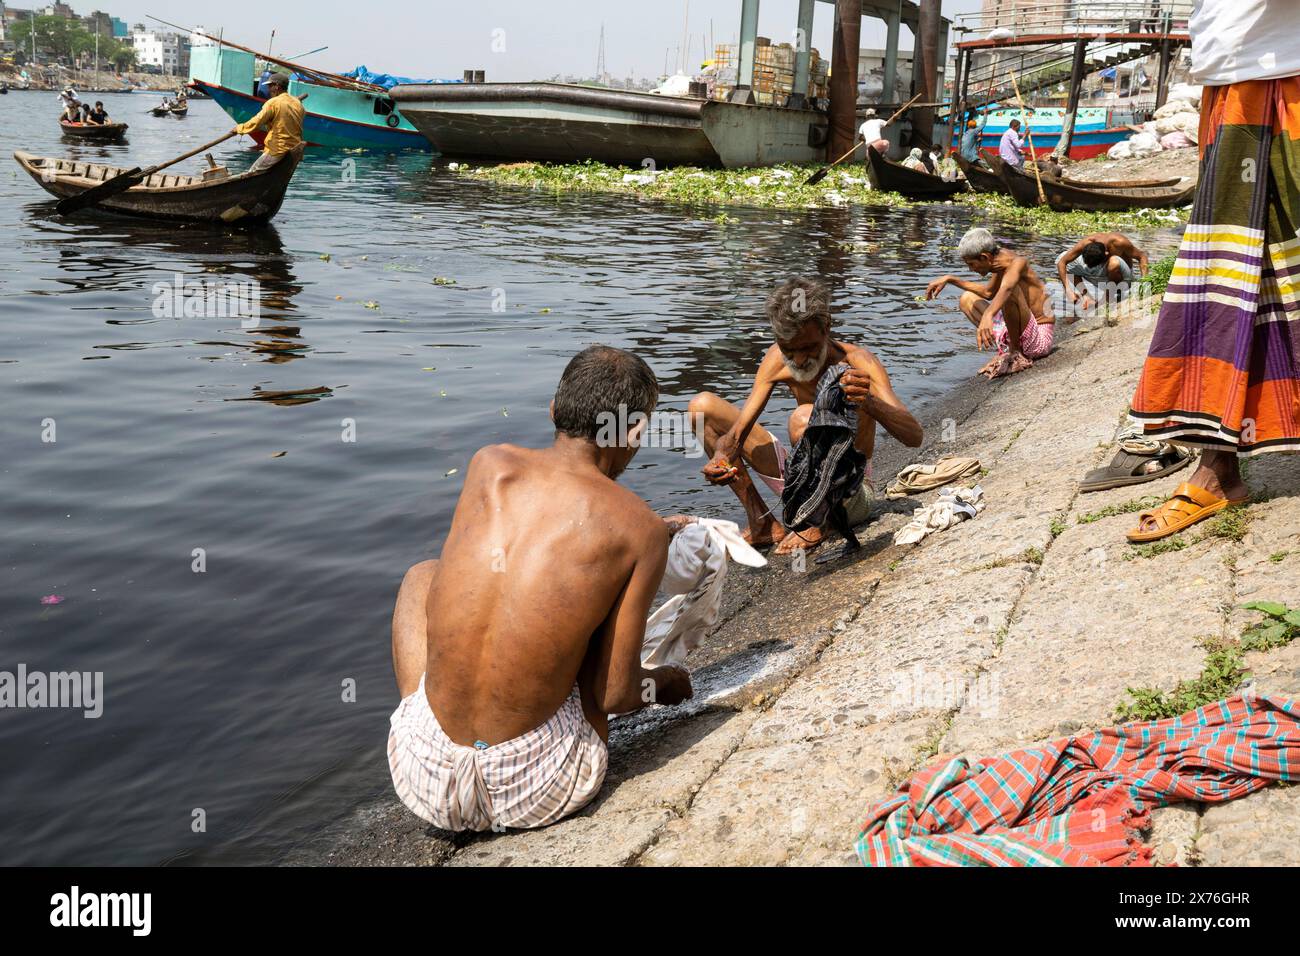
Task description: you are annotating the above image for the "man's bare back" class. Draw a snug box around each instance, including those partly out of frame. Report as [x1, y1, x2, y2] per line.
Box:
[424, 442, 670, 746]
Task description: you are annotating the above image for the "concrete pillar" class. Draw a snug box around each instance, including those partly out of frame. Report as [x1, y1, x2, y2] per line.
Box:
[730, 0, 760, 104]
[1155, 38, 1173, 109]
[1058, 38, 1088, 158]
[911, 0, 941, 150]
[882, 9, 899, 102]
[828, 0, 862, 159]
[790, 0, 816, 108]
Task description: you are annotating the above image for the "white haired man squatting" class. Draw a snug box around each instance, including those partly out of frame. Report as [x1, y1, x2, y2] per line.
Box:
[687, 277, 923, 554]
[387, 346, 696, 832]
[926, 227, 1057, 379]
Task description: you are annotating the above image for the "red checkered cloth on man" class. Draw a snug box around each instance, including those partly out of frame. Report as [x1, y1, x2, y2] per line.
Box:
[856, 695, 1300, 866]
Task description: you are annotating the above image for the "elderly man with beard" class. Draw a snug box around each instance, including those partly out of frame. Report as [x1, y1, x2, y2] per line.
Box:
[688, 278, 923, 554]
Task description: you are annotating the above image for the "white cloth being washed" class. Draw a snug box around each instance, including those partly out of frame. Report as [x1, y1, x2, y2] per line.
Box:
[640, 518, 767, 668]
[893, 485, 986, 545]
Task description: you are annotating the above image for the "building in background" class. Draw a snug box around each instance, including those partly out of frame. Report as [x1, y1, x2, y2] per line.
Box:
[130, 27, 188, 76]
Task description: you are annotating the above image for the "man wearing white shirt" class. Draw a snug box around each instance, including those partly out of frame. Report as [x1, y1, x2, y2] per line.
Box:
[858, 108, 890, 156]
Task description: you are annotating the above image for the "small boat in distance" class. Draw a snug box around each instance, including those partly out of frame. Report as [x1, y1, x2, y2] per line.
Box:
[866, 146, 967, 200]
[170, 101, 189, 117]
[59, 121, 129, 142]
[992, 156, 1195, 212]
[13, 145, 304, 226]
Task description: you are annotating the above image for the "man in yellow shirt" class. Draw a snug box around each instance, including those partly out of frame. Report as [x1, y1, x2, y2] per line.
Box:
[234, 73, 305, 170]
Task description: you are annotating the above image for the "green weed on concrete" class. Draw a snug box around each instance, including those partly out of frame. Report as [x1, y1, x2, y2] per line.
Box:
[1115, 643, 1247, 722]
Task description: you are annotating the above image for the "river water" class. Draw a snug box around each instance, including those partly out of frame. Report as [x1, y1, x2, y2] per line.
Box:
[0, 91, 1182, 864]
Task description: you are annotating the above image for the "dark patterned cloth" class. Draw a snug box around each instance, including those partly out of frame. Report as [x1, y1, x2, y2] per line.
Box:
[780, 363, 867, 532]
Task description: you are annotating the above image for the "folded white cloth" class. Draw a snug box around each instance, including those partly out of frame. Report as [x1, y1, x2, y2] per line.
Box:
[641, 518, 766, 668]
[893, 485, 986, 545]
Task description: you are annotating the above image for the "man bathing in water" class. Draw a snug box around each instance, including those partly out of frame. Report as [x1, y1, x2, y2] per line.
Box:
[1056, 232, 1148, 316]
[387, 346, 694, 832]
[926, 227, 1055, 379]
[688, 277, 923, 554]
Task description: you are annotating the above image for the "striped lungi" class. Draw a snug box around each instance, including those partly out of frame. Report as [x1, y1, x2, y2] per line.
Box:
[1130, 77, 1300, 455]
[388, 676, 607, 832]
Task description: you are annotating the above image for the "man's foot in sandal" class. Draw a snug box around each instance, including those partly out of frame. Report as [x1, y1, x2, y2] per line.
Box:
[1126, 481, 1250, 543]
[774, 526, 824, 555]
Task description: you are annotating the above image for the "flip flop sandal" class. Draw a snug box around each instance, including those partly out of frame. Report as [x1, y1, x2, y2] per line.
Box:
[1125, 482, 1248, 543]
[1080, 443, 1193, 493]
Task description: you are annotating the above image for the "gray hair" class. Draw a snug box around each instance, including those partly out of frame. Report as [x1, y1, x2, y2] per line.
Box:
[765, 277, 831, 341]
[958, 227, 1000, 260]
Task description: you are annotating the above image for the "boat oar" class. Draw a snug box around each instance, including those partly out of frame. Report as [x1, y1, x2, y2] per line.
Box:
[804, 91, 923, 186]
[55, 131, 238, 215]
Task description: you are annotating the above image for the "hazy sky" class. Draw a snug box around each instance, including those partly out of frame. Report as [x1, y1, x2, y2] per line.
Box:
[113, 0, 985, 81]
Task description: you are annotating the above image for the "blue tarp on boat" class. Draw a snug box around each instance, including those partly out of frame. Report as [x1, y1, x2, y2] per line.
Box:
[340, 66, 461, 90]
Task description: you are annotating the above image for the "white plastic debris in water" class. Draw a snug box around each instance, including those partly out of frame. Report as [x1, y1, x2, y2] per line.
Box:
[769, 169, 793, 180]
[824, 190, 846, 205]
[622, 173, 655, 185]
[447, 162, 460, 171]
[744, 175, 762, 186]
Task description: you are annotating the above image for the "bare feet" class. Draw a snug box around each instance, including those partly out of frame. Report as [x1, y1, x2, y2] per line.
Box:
[985, 352, 1033, 379]
[774, 525, 824, 555]
[977, 354, 1004, 378]
[742, 518, 787, 548]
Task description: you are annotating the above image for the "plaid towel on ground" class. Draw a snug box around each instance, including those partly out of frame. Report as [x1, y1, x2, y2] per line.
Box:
[856, 695, 1300, 866]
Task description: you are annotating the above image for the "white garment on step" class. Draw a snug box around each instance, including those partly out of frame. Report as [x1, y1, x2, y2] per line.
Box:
[640, 518, 766, 668]
[893, 485, 986, 545]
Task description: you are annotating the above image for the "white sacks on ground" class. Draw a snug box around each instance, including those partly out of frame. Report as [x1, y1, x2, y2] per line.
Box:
[1154, 98, 1196, 120]
[1167, 82, 1203, 107]
[1107, 140, 1134, 160]
[1129, 132, 1163, 158]
[1160, 130, 1195, 150]
[640, 518, 766, 669]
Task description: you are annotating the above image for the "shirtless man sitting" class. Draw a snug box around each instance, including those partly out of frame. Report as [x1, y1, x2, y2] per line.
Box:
[387, 345, 694, 833]
[688, 277, 923, 555]
[926, 227, 1056, 379]
[1056, 232, 1148, 317]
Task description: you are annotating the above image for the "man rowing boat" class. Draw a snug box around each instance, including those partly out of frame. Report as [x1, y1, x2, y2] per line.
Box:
[232, 72, 305, 170]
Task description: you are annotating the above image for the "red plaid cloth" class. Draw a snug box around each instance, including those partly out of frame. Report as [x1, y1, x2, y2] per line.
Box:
[857, 695, 1300, 866]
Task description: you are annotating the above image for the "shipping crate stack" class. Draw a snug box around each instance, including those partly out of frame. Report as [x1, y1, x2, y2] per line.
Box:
[709, 40, 827, 105]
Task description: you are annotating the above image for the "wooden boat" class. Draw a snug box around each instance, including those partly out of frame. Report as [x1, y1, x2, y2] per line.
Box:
[150, 106, 170, 117]
[59, 120, 129, 141]
[865, 146, 967, 200]
[170, 102, 189, 117]
[956, 156, 1006, 195]
[12, 144, 304, 226]
[1059, 174, 1183, 190]
[994, 156, 1195, 212]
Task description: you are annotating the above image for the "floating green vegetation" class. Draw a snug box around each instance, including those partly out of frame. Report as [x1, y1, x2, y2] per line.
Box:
[1239, 602, 1300, 652]
[454, 160, 1191, 236]
[1115, 642, 1246, 722]
[1138, 253, 1178, 300]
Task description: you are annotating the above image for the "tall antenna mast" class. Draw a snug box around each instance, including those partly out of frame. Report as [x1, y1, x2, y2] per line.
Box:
[596, 22, 607, 81]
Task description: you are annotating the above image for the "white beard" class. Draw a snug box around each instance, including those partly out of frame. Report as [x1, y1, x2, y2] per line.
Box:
[782, 339, 828, 383]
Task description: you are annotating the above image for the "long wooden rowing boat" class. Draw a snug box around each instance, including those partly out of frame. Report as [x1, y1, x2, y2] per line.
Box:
[1059, 173, 1184, 190]
[956, 156, 1006, 195]
[169, 103, 189, 117]
[59, 120, 129, 141]
[866, 146, 967, 200]
[13, 144, 304, 226]
[994, 156, 1194, 211]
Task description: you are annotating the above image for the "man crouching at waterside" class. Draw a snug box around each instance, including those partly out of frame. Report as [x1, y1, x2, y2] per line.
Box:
[387, 346, 692, 832]
[689, 278, 923, 553]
